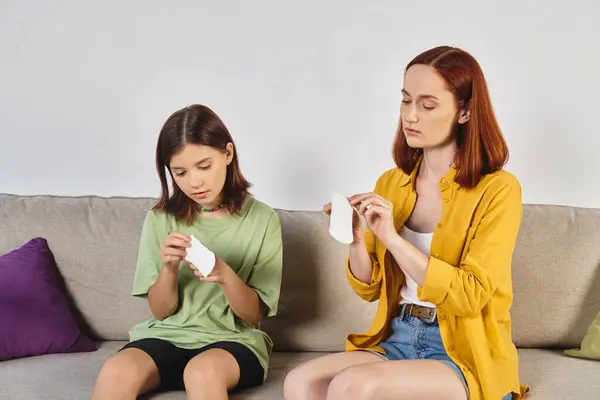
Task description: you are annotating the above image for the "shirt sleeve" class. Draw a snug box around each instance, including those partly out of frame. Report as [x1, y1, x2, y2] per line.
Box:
[418, 177, 523, 317]
[132, 211, 163, 297]
[346, 228, 383, 302]
[246, 211, 283, 318]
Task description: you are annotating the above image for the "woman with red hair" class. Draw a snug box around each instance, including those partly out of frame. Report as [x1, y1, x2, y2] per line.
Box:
[284, 46, 529, 400]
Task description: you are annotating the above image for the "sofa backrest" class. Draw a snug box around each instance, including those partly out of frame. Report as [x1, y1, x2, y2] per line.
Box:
[1, 193, 599, 351]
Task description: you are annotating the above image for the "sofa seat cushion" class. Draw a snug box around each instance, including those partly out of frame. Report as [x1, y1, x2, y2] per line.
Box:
[0, 341, 316, 400]
[1, 343, 599, 399]
[517, 348, 600, 399]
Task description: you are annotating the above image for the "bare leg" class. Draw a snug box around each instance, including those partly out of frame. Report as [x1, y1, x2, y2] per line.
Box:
[284, 351, 383, 400]
[326, 359, 468, 400]
[92, 348, 160, 400]
[183, 349, 240, 400]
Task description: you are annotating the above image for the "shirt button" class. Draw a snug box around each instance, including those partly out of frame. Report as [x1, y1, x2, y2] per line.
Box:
[434, 253, 439, 257]
[440, 315, 447, 320]
[449, 345, 455, 351]
[437, 223, 443, 228]
[443, 198, 449, 203]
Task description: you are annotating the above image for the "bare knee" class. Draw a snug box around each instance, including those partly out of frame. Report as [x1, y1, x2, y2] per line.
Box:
[283, 366, 307, 400]
[93, 352, 157, 400]
[98, 355, 134, 382]
[284, 364, 327, 400]
[326, 367, 378, 400]
[183, 359, 223, 390]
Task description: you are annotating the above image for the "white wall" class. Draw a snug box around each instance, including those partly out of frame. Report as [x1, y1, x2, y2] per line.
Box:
[1, 1, 599, 210]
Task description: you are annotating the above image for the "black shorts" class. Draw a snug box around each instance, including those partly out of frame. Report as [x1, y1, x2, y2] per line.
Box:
[119, 338, 264, 393]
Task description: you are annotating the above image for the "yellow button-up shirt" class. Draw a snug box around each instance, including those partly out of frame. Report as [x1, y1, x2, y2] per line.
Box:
[345, 162, 529, 400]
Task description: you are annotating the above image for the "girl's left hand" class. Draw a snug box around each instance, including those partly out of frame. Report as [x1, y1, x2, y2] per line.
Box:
[188, 256, 233, 284]
[349, 192, 398, 246]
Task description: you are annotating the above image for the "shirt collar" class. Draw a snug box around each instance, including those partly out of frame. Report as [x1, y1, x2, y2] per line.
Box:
[398, 155, 460, 190]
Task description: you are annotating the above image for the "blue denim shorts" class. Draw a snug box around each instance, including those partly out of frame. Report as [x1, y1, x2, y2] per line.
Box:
[376, 313, 512, 400]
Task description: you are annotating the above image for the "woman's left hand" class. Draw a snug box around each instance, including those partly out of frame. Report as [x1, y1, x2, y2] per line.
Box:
[349, 192, 398, 246]
[188, 256, 233, 285]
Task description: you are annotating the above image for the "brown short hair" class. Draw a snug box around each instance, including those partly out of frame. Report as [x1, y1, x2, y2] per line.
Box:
[153, 105, 251, 224]
[393, 46, 509, 188]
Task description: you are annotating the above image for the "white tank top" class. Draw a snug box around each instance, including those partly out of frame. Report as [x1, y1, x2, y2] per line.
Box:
[398, 225, 436, 308]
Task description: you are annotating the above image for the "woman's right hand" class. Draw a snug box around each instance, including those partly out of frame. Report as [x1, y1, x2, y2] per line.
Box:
[323, 201, 363, 244]
[160, 232, 191, 270]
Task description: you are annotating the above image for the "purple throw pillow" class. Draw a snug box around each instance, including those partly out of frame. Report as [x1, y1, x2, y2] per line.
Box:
[0, 237, 97, 361]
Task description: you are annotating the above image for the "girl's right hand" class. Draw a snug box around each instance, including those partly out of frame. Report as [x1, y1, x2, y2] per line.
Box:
[160, 232, 191, 270]
[323, 201, 363, 244]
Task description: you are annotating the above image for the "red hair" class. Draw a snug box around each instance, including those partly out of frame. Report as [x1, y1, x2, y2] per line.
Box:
[393, 46, 509, 188]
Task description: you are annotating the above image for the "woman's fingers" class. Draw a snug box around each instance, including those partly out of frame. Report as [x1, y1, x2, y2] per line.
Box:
[348, 193, 373, 205]
[364, 204, 388, 223]
[354, 196, 391, 215]
[352, 208, 361, 224]
[350, 193, 390, 205]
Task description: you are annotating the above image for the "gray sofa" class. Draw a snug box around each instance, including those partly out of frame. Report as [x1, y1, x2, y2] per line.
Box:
[1, 193, 600, 399]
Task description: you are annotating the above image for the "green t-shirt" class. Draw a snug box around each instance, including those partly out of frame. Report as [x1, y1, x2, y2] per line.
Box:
[128, 196, 283, 379]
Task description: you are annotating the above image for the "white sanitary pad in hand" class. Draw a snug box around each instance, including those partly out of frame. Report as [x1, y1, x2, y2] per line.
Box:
[185, 235, 216, 277]
[328, 192, 354, 244]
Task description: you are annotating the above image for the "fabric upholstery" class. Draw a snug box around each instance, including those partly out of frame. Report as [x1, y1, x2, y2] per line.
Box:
[1, 342, 599, 399]
[1, 194, 600, 398]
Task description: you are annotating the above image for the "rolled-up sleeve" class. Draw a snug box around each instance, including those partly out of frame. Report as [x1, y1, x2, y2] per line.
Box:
[346, 228, 383, 302]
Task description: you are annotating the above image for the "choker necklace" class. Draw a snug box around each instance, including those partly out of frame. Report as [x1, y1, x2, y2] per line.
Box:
[200, 204, 224, 213]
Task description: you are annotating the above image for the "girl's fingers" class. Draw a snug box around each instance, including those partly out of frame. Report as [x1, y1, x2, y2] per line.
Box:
[163, 247, 187, 258]
[170, 232, 191, 242]
[165, 236, 190, 249]
[162, 255, 182, 264]
[193, 269, 204, 277]
[199, 275, 220, 283]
